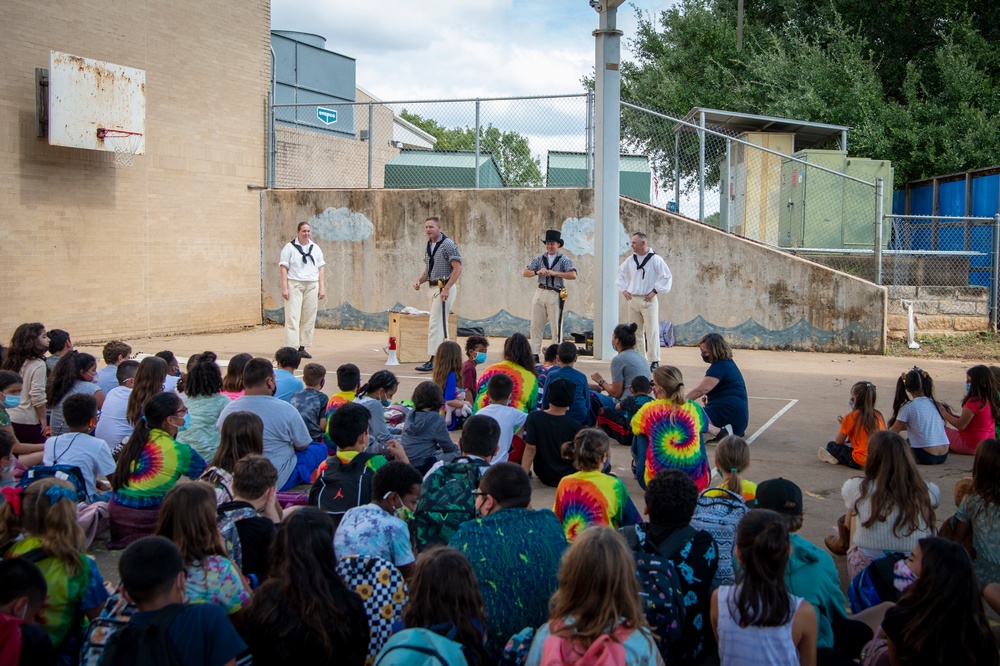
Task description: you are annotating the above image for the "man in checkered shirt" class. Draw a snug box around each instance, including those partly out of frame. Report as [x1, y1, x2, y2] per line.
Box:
[412, 216, 462, 372]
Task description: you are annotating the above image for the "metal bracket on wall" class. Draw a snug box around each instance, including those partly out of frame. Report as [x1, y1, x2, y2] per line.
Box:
[35, 68, 48, 137]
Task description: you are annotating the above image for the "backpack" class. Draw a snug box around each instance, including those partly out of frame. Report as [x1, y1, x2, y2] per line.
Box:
[217, 505, 259, 568]
[539, 622, 633, 666]
[309, 452, 376, 524]
[689, 488, 748, 589]
[0, 613, 25, 666]
[596, 407, 629, 446]
[848, 553, 908, 613]
[622, 524, 692, 660]
[18, 464, 88, 503]
[410, 457, 491, 553]
[374, 627, 470, 666]
[98, 603, 183, 666]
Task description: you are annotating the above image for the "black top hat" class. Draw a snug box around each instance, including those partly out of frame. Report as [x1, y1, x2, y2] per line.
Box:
[542, 230, 564, 247]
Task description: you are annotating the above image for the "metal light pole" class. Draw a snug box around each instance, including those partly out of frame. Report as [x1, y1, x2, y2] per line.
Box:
[591, 0, 625, 360]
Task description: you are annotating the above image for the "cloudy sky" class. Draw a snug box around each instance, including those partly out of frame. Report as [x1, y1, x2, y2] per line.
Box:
[270, 0, 678, 101]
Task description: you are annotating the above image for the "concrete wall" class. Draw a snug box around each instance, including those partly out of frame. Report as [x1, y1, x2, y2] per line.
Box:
[1, 0, 269, 342]
[887, 287, 990, 339]
[263, 189, 887, 353]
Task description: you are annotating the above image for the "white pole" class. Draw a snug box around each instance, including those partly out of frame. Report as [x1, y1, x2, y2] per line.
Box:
[592, 3, 624, 360]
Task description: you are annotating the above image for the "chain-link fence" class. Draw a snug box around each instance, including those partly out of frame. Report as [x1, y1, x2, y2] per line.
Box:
[270, 93, 592, 189]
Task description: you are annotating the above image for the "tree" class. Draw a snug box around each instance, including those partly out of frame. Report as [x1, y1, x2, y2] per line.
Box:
[620, 0, 1000, 184]
[399, 110, 545, 187]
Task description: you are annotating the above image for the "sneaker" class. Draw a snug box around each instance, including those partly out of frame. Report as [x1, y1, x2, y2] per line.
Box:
[297, 347, 312, 359]
[649, 362, 659, 371]
[818, 447, 839, 465]
[707, 424, 731, 444]
[415, 358, 434, 372]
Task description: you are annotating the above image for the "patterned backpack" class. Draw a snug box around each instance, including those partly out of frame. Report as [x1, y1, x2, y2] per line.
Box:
[410, 457, 491, 553]
[337, 555, 408, 663]
[690, 487, 748, 589]
[217, 505, 259, 569]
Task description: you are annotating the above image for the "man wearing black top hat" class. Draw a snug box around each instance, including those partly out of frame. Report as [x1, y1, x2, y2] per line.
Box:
[523, 230, 577, 358]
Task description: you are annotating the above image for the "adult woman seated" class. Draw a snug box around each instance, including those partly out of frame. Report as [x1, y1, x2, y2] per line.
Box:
[589, 323, 651, 411]
[473, 333, 538, 413]
[685, 333, 749, 438]
[108, 391, 207, 549]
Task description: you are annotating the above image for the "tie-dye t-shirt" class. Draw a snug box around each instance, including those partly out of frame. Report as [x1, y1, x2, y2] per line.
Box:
[8, 536, 109, 647]
[633, 399, 710, 491]
[112, 428, 207, 509]
[553, 469, 642, 540]
[473, 361, 538, 413]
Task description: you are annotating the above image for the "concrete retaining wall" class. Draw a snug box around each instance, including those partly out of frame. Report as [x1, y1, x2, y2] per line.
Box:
[887, 287, 990, 339]
[262, 189, 887, 353]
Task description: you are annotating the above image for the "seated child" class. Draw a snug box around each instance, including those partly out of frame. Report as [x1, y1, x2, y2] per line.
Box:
[42, 393, 115, 502]
[475, 374, 528, 465]
[704, 435, 757, 502]
[291, 363, 329, 443]
[0, 558, 56, 666]
[618, 375, 655, 424]
[217, 454, 281, 585]
[101, 536, 246, 666]
[399, 382, 459, 474]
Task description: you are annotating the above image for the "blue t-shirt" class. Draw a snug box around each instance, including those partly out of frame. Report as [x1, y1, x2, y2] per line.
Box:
[273, 369, 304, 403]
[704, 359, 749, 435]
[541, 366, 591, 424]
[127, 603, 246, 666]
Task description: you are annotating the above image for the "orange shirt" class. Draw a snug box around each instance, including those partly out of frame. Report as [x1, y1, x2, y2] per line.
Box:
[839, 410, 885, 466]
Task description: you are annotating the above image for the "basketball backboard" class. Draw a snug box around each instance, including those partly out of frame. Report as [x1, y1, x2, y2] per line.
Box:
[47, 51, 145, 155]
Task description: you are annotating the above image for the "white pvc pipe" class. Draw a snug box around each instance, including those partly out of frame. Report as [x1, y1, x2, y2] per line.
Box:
[905, 301, 920, 349]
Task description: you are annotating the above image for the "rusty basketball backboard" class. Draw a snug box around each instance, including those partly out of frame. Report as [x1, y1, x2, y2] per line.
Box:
[47, 51, 145, 154]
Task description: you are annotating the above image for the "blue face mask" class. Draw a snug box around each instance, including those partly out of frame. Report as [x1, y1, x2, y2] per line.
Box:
[475, 352, 487, 365]
[175, 412, 191, 432]
[966, 382, 971, 392]
[381, 399, 391, 407]
[2, 395, 19, 409]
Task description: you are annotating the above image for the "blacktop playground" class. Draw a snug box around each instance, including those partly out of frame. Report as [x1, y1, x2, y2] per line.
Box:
[78, 325, 978, 584]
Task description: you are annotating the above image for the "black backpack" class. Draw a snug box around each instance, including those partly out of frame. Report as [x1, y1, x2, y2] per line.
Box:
[99, 603, 184, 666]
[309, 452, 376, 525]
[409, 457, 490, 553]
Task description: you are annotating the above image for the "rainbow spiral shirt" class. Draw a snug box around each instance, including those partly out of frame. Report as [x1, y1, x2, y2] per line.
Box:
[473, 361, 538, 413]
[632, 399, 710, 491]
[553, 470, 641, 540]
[112, 428, 207, 508]
[324, 390, 357, 448]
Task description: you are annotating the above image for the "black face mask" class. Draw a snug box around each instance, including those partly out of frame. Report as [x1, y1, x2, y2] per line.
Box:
[701, 353, 711, 364]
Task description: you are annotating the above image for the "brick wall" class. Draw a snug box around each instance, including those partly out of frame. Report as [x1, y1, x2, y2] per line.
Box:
[0, 0, 270, 343]
[887, 287, 991, 339]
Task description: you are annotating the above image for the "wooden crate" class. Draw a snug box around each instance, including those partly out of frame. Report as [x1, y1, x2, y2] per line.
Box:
[388, 312, 459, 362]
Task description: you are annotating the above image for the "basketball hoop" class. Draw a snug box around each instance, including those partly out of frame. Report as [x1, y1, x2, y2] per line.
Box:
[96, 128, 143, 167]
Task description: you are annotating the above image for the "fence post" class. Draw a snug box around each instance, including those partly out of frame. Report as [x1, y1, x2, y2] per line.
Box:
[267, 95, 275, 188]
[875, 178, 884, 285]
[474, 99, 481, 189]
[992, 214, 1000, 333]
[724, 138, 731, 232]
[586, 90, 594, 188]
[367, 102, 374, 189]
[698, 110, 706, 223]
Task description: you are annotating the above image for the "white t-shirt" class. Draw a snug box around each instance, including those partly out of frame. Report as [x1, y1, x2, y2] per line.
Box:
[896, 397, 949, 449]
[279, 240, 326, 282]
[475, 403, 528, 464]
[43, 432, 116, 497]
[94, 386, 134, 449]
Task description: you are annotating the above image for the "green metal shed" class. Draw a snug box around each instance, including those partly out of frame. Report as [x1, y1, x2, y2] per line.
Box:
[384, 150, 506, 189]
[546, 151, 651, 203]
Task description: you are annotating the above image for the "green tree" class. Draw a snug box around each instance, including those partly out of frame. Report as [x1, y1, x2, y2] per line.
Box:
[620, 0, 1000, 184]
[399, 110, 545, 187]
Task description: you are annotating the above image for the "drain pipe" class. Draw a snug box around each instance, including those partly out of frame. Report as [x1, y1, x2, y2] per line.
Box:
[901, 300, 920, 349]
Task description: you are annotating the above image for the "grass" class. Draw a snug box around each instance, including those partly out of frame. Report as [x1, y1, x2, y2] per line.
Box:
[886, 331, 1000, 360]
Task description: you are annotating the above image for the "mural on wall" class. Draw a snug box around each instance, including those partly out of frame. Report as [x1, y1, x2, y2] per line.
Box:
[308, 207, 375, 241]
[560, 217, 631, 256]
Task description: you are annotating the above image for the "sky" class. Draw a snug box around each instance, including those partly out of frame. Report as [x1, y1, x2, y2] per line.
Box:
[269, 0, 679, 101]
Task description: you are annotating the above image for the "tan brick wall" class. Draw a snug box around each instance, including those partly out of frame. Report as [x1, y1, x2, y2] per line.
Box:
[886, 287, 990, 339]
[0, 0, 269, 343]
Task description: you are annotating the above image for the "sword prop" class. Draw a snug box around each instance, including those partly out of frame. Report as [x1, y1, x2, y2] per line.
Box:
[436, 278, 449, 340]
[557, 288, 568, 342]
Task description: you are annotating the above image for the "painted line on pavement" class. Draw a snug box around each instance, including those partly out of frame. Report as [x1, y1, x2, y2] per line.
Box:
[746, 399, 798, 445]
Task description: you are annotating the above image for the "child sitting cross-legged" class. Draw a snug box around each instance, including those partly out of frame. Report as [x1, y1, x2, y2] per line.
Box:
[217, 454, 282, 585]
[400, 382, 459, 474]
[101, 536, 247, 666]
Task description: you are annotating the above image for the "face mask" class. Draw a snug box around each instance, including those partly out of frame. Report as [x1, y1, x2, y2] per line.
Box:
[173, 369, 182, 378]
[2, 395, 20, 409]
[700, 353, 710, 364]
[175, 412, 191, 432]
[966, 383, 971, 392]
[475, 352, 487, 365]
[381, 398, 391, 407]
[848, 398, 856, 410]
[396, 505, 414, 522]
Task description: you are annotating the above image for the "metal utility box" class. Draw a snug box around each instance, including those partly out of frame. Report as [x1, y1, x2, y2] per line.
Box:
[718, 132, 794, 243]
[778, 150, 893, 249]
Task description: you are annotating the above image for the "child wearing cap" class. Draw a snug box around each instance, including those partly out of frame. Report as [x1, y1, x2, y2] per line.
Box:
[754, 478, 885, 664]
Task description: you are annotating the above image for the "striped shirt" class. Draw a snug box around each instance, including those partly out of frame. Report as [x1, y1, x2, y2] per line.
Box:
[526, 252, 577, 289]
[423, 234, 462, 282]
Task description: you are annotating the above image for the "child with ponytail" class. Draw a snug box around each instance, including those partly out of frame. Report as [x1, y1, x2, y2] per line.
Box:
[0, 478, 109, 658]
[888, 367, 949, 464]
[706, 435, 756, 501]
[711, 510, 818, 666]
[939, 365, 1000, 455]
[553, 428, 641, 540]
[819, 381, 884, 469]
